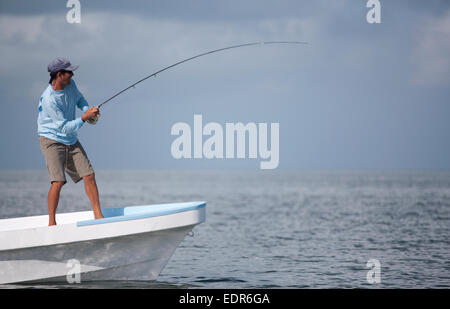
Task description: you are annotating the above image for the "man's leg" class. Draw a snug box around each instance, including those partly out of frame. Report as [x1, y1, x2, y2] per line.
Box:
[83, 173, 104, 219]
[39, 136, 67, 226]
[48, 181, 65, 226]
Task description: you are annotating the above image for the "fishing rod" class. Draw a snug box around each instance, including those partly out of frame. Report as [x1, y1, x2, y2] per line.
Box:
[88, 41, 307, 124]
[99, 41, 306, 108]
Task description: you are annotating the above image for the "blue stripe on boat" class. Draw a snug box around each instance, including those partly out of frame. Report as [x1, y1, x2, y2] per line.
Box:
[77, 201, 206, 227]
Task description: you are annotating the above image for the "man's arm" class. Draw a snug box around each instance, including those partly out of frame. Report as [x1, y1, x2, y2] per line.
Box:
[78, 96, 89, 113]
[73, 81, 89, 112]
[71, 81, 100, 122]
[44, 99, 84, 134]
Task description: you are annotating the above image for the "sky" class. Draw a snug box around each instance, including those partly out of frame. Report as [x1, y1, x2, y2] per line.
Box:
[0, 0, 449, 170]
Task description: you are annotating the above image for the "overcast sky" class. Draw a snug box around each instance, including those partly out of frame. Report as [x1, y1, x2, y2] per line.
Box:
[0, 0, 449, 169]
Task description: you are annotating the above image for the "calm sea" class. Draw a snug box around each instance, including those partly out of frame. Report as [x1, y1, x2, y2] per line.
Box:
[0, 169, 449, 288]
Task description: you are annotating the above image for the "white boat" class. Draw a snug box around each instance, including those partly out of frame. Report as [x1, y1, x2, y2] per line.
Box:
[0, 201, 206, 284]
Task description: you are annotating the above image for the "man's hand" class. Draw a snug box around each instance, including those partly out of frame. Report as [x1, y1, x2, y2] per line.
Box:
[82, 107, 100, 122]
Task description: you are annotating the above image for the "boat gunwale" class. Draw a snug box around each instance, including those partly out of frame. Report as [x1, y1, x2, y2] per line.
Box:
[77, 201, 206, 227]
[0, 203, 206, 252]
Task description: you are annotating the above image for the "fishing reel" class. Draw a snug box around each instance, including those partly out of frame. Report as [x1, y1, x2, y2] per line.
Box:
[87, 116, 98, 125]
[87, 106, 100, 125]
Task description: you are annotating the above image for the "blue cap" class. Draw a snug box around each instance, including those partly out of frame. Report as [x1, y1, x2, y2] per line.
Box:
[47, 58, 79, 73]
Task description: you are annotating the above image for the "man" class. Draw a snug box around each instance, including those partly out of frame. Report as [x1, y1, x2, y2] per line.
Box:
[37, 57, 103, 226]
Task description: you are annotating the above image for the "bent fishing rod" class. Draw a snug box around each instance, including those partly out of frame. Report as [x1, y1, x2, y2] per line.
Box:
[87, 41, 306, 124]
[97, 41, 307, 109]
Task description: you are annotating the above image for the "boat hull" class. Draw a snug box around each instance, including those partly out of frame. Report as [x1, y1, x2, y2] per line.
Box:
[0, 226, 193, 284]
[0, 202, 206, 284]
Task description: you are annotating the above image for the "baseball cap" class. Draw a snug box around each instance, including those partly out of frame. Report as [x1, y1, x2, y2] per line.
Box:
[47, 58, 79, 73]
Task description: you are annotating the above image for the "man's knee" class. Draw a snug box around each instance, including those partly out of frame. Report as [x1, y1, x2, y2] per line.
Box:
[51, 181, 65, 189]
[83, 173, 96, 183]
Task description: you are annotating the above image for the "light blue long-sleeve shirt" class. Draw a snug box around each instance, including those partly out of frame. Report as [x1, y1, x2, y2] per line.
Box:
[37, 80, 89, 145]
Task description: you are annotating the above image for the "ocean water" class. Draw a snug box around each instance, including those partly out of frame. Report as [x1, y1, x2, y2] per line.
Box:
[0, 169, 449, 289]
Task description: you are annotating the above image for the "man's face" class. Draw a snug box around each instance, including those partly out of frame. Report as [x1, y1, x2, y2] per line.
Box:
[57, 70, 73, 86]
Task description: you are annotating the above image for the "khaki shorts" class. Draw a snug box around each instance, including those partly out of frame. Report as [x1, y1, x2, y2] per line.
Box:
[39, 136, 94, 184]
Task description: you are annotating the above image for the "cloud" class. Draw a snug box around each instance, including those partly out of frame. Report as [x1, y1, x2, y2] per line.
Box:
[1, 2, 450, 169]
[0, 15, 46, 43]
[410, 10, 450, 86]
[0, 11, 314, 104]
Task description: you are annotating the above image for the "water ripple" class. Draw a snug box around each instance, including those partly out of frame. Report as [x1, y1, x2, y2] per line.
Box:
[1, 169, 449, 288]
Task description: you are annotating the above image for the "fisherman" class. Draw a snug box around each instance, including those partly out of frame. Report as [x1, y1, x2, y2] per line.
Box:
[37, 58, 104, 226]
